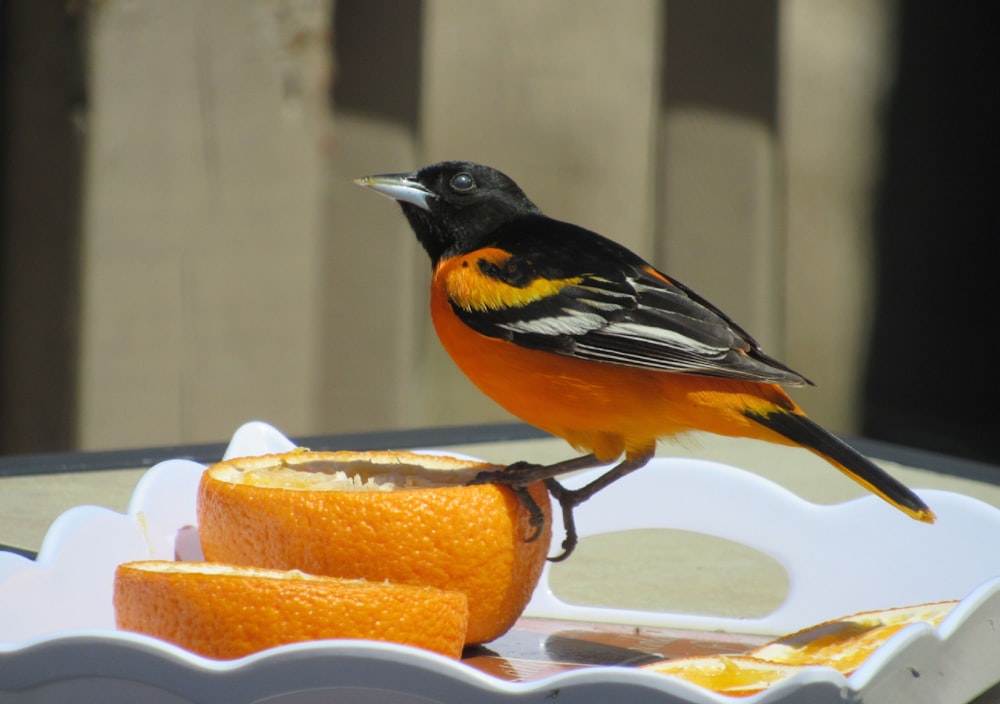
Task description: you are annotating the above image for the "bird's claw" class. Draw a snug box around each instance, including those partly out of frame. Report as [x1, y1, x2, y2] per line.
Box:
[467, 460, 542, 486]
[511, 479, 582, 560]
[468, 456, 612, 561]
[482, 468, 580, 559]
[544, 479, 581, 562]
[511, 484, 546, 543]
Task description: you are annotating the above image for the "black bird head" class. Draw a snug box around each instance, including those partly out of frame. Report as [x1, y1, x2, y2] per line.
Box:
[355, 161, 540, 265]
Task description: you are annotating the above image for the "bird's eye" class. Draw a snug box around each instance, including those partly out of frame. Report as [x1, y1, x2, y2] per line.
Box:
[449, 172, 476, 193]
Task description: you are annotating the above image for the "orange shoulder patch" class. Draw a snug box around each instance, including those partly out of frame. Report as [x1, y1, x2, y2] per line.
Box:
[436, 248, 582, 313]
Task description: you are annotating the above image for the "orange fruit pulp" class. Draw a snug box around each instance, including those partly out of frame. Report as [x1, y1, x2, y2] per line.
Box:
[114, 560, 469, 659]
[196, 450, 551, 644]
[642, 655, 810, 697]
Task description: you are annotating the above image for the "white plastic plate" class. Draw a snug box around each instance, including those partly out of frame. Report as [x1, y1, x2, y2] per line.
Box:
[1, 421, 999, 704]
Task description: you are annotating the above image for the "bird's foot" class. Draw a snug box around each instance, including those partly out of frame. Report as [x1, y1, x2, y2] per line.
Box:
[501, 478, 585, 560]
[543, 479, 585, 562]
[467, 461, 589, 558]
[467, 453, 648, 561]
[468, 454, 603, 488]
[467, 460, 543, 487]
[511, 485, 546, 543]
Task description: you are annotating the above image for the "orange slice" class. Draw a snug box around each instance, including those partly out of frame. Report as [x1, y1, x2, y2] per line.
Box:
[751, 601, 957, 674]
[196, 450, 551, 644]
[113, 560, 469, 659]
[642, 600, 957, 695]
[642, 655, 810, 697]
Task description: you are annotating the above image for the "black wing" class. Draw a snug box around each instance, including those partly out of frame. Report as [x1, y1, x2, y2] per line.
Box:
[451, 216, 811, 386]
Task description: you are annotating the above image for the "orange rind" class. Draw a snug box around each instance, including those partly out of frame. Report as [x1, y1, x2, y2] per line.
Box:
[196, 450, 551, 644]
[114, 560, 469, 659]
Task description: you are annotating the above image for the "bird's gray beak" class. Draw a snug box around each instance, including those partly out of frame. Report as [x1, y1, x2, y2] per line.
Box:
[354, 172, 434, 211]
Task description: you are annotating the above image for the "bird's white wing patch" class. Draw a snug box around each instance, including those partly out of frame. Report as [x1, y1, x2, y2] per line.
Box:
[499, 308, 606, 336]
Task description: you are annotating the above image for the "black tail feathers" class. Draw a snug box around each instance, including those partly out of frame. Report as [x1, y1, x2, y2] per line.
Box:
[745, 410, 935, 523]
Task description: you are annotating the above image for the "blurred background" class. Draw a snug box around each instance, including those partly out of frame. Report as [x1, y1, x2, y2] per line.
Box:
[0, 1, 994, 463]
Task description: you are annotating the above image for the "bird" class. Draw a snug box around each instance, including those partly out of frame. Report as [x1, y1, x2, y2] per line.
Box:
[355, 160, 935, 559]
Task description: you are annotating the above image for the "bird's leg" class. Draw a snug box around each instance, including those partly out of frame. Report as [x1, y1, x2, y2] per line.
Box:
[467, 454, 604, 559]
[542, 451, 654, 562]
[557, 450, 654, 505]
[469, 452, 654, 561]
[543, 478, 578, 562]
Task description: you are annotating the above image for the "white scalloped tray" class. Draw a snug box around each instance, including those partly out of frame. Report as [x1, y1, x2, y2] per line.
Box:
[2, 421, 1000, 704]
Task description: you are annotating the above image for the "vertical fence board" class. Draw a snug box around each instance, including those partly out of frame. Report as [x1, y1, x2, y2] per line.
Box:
[780, 1, 895, 431]
[78, 0, 331, 448]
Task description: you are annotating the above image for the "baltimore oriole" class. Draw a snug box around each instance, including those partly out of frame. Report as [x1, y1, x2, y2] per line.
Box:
[356, 161, 935, 559]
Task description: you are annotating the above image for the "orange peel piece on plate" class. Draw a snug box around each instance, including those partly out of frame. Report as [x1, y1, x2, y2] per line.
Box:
[642, 600, 957, 696]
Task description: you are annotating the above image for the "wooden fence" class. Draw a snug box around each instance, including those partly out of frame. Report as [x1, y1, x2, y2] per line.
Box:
[71, 0, 893, 449]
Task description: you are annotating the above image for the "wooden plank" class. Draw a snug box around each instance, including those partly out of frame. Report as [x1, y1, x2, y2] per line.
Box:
[0, 2, 86, 453]
[78, 0, 332, 449]
[780, 1, 895, 431]
[319, 0, 425, 433]
[315, 114, 425, 432]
